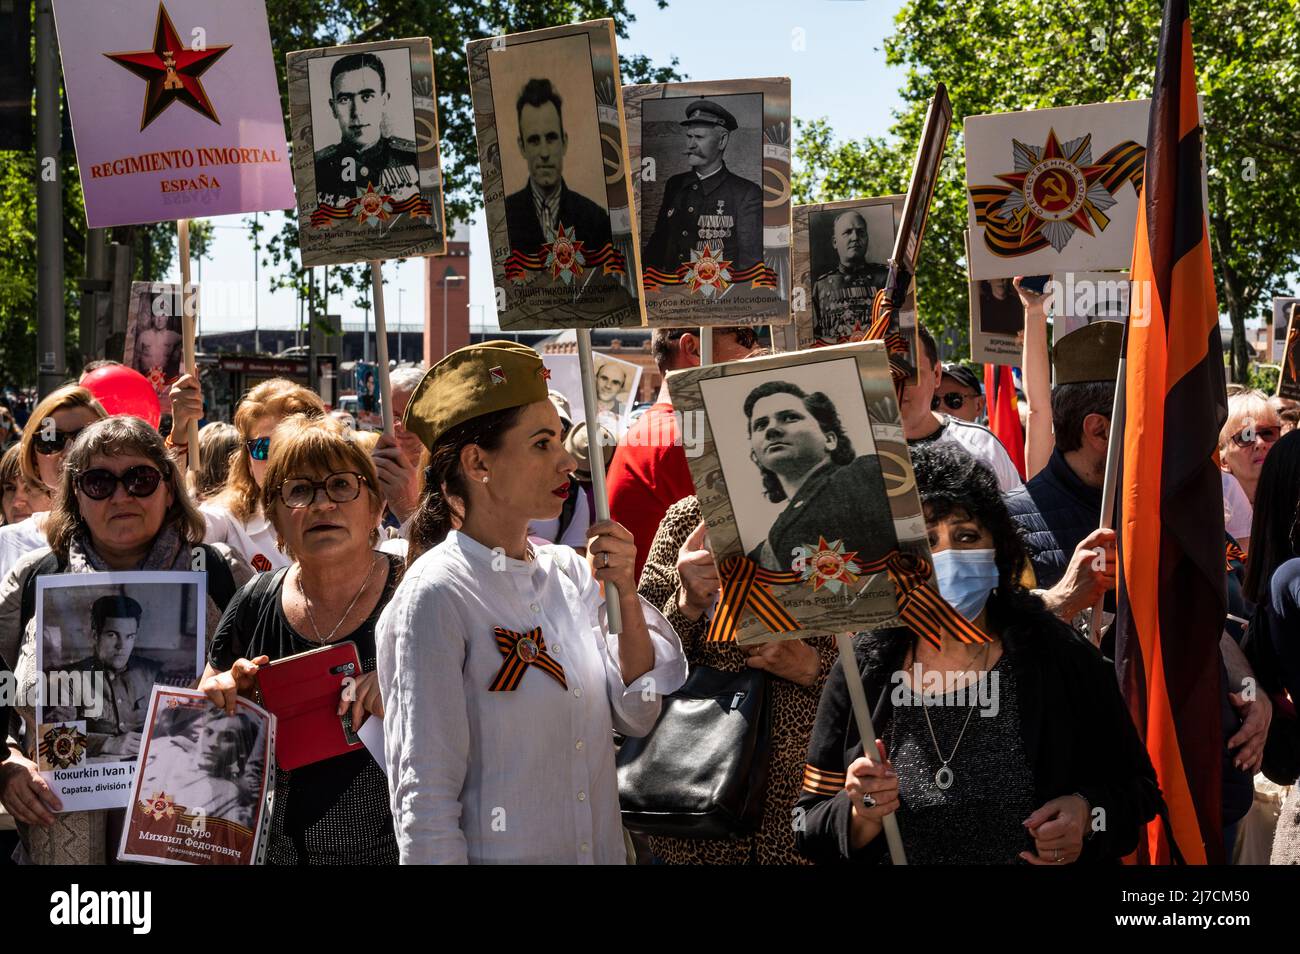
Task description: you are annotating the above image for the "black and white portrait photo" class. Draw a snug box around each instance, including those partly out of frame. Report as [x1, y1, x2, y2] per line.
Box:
[119, 687, 274, 865]
[808, 204, 893, 343]
[124, 282, 183, 411]
[487, 33, 613, 260]
[307, 48, 419, 208]
[469, 20, 644, 330]
[137, 698, 266, 830]
[669, 342, 929, 641]
[640, 92, 764, 274]
[700, 357, 896, 575]
[36, 571, 206, 812]
[288, 37, 446, 267]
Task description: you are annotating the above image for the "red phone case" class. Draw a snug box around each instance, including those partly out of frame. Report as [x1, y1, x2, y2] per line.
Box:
[257, 642, 364, 770]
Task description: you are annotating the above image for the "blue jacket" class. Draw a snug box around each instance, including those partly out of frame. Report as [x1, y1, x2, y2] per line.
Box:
[1005, 448, 1101, 589]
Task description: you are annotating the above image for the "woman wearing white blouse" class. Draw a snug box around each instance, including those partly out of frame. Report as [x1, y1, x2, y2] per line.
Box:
[376, 342, 687, 864]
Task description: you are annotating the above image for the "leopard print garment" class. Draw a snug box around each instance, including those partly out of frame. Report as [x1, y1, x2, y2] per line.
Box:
[636, 496, 838, 865]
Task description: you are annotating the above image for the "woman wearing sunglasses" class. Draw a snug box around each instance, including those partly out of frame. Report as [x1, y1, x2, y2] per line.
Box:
[199, 414, 401, 864]
[0, 415, 252, 864]
[192, 378, 325, 573]
[0, 384, 105, 586]
[1219, 390, 1283, 553]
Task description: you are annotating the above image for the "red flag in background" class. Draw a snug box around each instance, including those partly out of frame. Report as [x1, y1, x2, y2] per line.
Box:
[984, 364, 1026, 479]
[1114, 0, 1227, 864]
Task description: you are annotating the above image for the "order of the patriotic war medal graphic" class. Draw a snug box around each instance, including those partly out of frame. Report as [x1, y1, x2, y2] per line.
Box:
[973, 128, 1143, 256]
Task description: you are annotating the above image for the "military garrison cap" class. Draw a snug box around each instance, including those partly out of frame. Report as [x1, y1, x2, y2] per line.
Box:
[681, 99, 738, 131]
[403, 341, 550, 450]
[1052, 320, 1124, 386]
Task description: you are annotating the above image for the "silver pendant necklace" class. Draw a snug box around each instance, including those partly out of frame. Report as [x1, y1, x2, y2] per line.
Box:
[299, 553, 379, 645]
[917, 643, 989, 791]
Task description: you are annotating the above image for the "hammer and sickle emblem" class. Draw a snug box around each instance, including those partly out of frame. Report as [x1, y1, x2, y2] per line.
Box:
[1040, 171, 1072, 207]
[877, 449, 916, 498]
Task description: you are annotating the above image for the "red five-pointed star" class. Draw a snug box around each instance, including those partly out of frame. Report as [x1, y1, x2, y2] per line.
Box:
[105, 3, 232, 131]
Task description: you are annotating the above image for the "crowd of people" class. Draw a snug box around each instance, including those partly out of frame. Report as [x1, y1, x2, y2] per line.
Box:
[0, 292, 1294, 866]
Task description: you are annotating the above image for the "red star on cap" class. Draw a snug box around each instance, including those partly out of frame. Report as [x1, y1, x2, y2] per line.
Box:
[105, 3, 232, 131]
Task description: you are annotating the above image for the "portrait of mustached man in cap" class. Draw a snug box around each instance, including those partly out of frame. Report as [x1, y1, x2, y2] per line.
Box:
[644, 98, 763, 274]
[503, 78, 613, 259]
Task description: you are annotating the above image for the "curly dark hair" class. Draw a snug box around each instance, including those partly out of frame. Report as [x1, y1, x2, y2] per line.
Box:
[743, 381, 855, 502]
[909, 442, 1035, 635]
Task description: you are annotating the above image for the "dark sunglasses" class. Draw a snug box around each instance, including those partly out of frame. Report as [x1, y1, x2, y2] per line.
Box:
[1230, 426, 1280, 448]
[278, 471, 366, 509]
[933, 391, 977, 411]
[246, 436, 271, 461]
[75, 465, 164, 501]
[34, 427, 86, 455]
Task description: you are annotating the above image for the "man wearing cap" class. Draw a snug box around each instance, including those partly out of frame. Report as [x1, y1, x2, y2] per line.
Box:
[935, 363, 985, 424]
[504, 78, 613, 260]
[811, 210, 890, 343]
[643, 99, 763, 274]
[377, 340, 687, 864]
[1004, 321, 1121, 618]
[903, 327, 1024, 494]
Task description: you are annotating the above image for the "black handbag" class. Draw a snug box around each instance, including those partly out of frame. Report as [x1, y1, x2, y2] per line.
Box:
[616, 665, 773, 839]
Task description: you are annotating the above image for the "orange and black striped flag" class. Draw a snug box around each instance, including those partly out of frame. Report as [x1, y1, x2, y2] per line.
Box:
[1114, 0, 1226, 864]
[984, 364, 1026, 479]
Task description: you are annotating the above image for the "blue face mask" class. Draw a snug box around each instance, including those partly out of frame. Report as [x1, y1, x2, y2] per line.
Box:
[931, 548, 998, 621]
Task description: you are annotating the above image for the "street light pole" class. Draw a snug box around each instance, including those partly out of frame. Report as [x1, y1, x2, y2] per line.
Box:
[35, 0, 65, 397]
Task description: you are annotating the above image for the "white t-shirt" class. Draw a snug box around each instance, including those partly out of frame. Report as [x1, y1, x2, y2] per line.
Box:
[912, 415, 1025, 494]
[1222, 471, 1253, 543]
[0, 513, 49, 585]
[200, 501, 289, 573]
[528, 485, 591, 550]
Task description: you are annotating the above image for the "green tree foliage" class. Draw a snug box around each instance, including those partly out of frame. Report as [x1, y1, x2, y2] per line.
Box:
[794, 0, 1300, 378]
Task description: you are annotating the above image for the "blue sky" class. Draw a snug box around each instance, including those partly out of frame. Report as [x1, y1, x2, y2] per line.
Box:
[171, 0, 910, 337]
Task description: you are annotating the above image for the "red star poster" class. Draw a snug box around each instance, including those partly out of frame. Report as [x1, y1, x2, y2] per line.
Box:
[964, 100, 1152, 280]
[52, 0, 294, 228]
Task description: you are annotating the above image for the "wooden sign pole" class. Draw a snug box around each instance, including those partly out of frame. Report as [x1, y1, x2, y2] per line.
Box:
[369, 260, 394, 436]
[835, 632, 908, 865]
[175, 220, 200, 472]
[577, 328, 623, 633]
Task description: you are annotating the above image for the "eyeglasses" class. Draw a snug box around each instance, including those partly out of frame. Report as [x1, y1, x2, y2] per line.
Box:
[278, 471, 367, 509]
[246, 437, 271, 461]
[34, 428, 86, 456]
[75, 465, 164, 501]
[1230, 426, 1280, 448]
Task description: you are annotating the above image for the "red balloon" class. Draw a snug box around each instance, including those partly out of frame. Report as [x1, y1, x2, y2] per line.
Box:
[80, 365, 162, 430]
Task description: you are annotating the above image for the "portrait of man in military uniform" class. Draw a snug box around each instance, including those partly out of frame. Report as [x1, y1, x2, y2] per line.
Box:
[312, 51, 420, 207]
[810, 209, 891, 343]
[740, 380, 895, 573]
[503, 77, 613, 259]
[643, 97, 763, 274]
[47, 594, 162, 762]
[139, 703, 265, 829]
